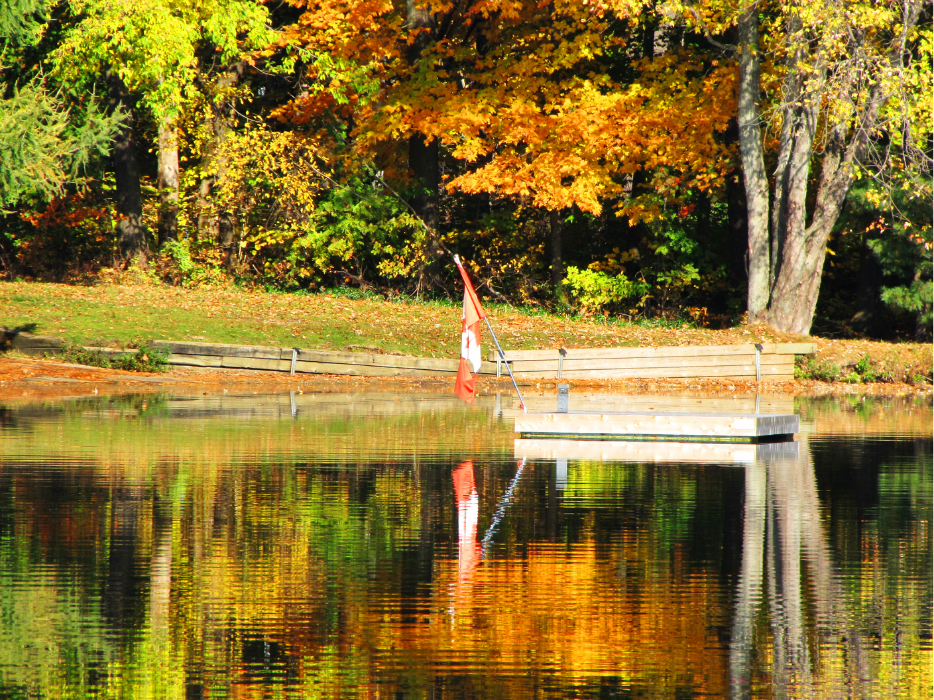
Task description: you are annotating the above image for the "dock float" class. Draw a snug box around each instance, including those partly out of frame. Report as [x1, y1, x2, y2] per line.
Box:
[514, 411, 799, 442]
[514, 438, 799, 463]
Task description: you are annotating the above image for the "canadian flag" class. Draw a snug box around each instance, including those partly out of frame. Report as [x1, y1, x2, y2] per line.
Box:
[454, 256, 485, 404]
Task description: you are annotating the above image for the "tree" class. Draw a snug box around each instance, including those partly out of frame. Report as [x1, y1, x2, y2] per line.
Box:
[272, 0, 736, 302]
[726, 0, 930, 334]
[53, 0, 273, 260]
[0, 0, 118, 209]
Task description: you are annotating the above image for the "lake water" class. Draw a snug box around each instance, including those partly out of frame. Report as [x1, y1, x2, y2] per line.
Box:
[0, 391, 930, 699]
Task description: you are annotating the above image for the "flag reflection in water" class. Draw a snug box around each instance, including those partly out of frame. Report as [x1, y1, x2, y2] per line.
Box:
[453, 461, 481, 591]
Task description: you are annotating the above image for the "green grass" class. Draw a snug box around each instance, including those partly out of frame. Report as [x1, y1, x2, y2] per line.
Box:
[0, 281, 697, 358]
[2, 281, 931, 387]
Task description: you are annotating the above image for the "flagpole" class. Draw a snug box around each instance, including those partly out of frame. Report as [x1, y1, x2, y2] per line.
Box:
[483, 316, 526, 413]
[453, 255, 527, 413]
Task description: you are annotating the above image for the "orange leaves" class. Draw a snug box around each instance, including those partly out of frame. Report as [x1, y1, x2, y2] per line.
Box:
[438, 47, 737, 218]
[273, 0, 739, 228]
[21, 194, 110, 230]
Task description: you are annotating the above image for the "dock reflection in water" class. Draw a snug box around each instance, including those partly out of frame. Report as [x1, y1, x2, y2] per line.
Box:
[0, 392, 929, 698]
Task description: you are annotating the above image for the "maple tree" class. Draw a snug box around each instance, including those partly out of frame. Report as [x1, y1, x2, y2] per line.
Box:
[271, 0, 740, 303]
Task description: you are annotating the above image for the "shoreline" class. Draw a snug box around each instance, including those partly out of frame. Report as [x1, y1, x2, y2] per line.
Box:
[2, 354, 930, 403]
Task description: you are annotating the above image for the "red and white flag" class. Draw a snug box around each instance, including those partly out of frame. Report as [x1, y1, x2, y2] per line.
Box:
[454, 256, 486, 404]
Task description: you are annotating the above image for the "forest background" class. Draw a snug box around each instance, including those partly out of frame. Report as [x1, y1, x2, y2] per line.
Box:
[0, 0, 931, 340]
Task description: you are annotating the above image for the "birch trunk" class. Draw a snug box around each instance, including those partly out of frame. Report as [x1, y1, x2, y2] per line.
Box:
[157, 121, 179, 245]
[550, 209, 566, 306]
[736, 4, 770, 320]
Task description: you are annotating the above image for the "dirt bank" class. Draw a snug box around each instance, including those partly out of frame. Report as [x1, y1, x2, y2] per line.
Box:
[1, 355, 929, 403]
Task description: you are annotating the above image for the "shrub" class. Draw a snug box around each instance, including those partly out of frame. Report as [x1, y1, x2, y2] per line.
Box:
[795, 357, 842, 382]
[563, 266, 649, 316]
[58, 342, 168, 373]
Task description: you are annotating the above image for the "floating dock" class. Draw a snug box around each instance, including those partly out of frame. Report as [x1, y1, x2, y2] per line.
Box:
[514, 438, 799, 464]
[514, 411, 799, 442]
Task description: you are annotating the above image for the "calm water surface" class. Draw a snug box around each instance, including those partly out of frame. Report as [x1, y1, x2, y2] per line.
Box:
[0, 391, 930, 699]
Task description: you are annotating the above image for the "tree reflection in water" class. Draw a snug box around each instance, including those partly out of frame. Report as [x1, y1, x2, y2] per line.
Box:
[732, 435, 874, 699]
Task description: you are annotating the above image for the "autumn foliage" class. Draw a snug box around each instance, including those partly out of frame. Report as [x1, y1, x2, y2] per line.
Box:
[0, 0, 929, 337]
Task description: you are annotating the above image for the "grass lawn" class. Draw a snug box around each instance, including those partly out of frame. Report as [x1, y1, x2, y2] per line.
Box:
[1, 280, 930, 383]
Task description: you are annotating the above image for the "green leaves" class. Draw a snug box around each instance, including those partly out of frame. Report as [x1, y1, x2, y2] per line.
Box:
[53, 0, 274, 121]
[563, 266, 649, 315]
[0, 81, 121, 207]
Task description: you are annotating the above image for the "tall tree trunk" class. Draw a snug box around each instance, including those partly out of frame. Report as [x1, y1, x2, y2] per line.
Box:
[406, 1, 445, 288]
[727, 171, 748, 287]
[736, 4, 769, 321]
[642, 3, 657, 59]
[767, 80, 887, 335]
[157, 121, 179, 246]
[549, 209, 566, 306]
[408, 134, 439, 232]
[750, 2, 921, 336]
[198, 62, 243, 270]
[106, 71, 146, 265]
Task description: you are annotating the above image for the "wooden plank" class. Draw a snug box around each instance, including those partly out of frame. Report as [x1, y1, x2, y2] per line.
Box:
[505, 353, 795, 373]
[515, 411, 799, 438]
[166, 354, 223, 368]
[221, 356, 293, 371]
[292, 348, 460, 372]
[509, 361, 793, 380]
[489, 345, 757, 362]
[514, 438, 799, 463]
[292, 360, 458, 377]
[150, 338, 797, 379]
[489, 343, 814, 362]
[154, 340, 282, 360]
[759, 343, 817, 355]
[10, 333, 64, 356]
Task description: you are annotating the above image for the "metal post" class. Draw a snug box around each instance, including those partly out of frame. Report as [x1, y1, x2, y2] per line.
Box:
[290, 348, 298, 376]
[557, 384, 569, 413]
[558, 348, 566, 379]
[754, 343, 762, 382]
[483, 316, 527, 412]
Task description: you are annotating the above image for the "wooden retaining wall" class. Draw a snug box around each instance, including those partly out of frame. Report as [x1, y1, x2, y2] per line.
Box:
[6, 333, 815, 381]
[152, 341, 464, 377]
[489, 343, 816, 381]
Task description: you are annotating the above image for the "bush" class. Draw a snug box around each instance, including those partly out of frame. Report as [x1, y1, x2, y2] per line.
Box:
[563, 266, 650, 316]
[795, 357, 842, 382]
[58, 342, 168, 373]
